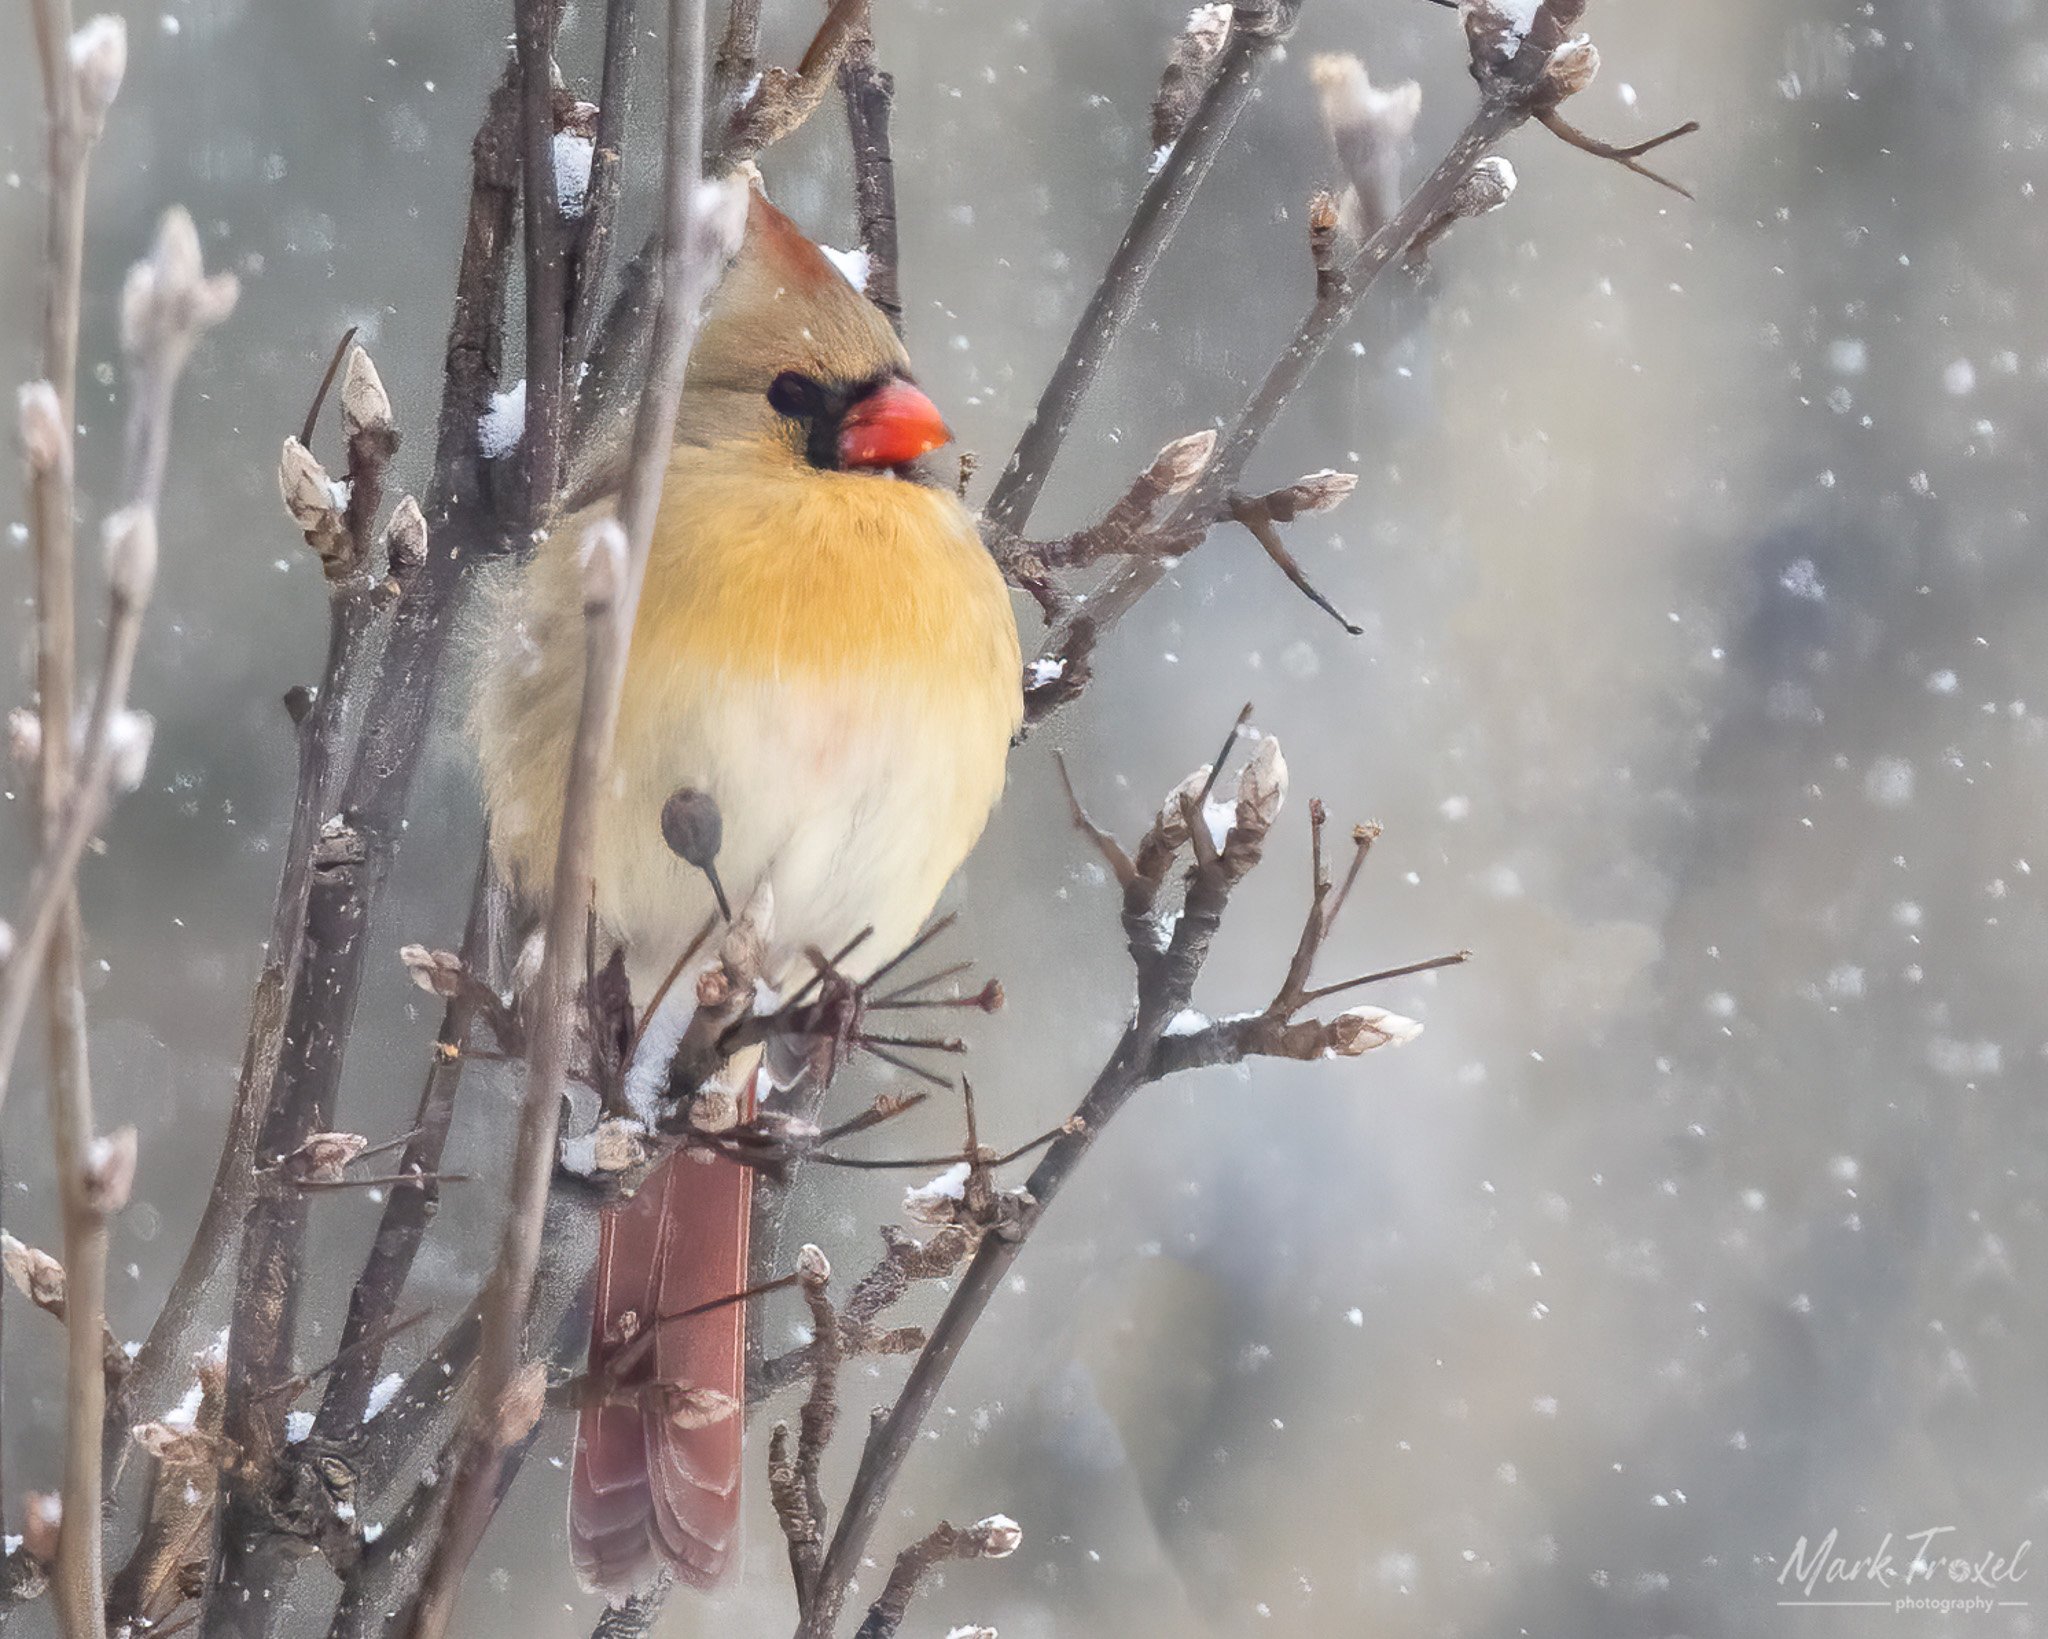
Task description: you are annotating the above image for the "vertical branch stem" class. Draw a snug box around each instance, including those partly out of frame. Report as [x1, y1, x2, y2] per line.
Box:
[199, 73, 522, 1639]
[837, 29, 899, 335]
[312, 853, 492, 1437]
[566, 0, 641, 379]
[982, 1, 1301, 535]
[1061, 99, 1523, 651]
[26, 3, 101, 1633]
[516, 0, 568, 520]
[403, 1, 713, 1629]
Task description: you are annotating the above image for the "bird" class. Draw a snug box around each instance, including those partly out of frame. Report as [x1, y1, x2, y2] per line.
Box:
[472, 187, 1023, 1594]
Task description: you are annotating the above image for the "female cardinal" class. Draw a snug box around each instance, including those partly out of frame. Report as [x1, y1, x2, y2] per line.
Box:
[474, 189, 1022, 1593]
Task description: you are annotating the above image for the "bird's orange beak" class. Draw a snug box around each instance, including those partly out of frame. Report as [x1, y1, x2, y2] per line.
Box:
[838, 379, 951, 471]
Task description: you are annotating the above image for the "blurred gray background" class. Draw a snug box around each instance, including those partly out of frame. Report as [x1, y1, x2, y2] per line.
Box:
[4, 0, 2045, 1635]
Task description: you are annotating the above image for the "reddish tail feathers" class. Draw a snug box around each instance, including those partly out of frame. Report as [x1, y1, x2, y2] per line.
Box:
[570, 1141, 754, 1593]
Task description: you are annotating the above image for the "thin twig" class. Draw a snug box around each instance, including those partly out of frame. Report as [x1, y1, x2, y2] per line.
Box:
[1536, 108, 1699, 198]
[983, 0, 1304, 535]
[20, 26, 97, 1620]
[203, 70, 522, 1632]
[853, 1516, 1021, 1639]
[566, 0, 641, 380]
[305, 861, 485, 1449]
[1024, 93, 1527, 734]
[836, 21, 900, 334]
[18, 38, 235, 1610]
[515, 0, 569, 521]
[793, 733, 1290, 1638]
[403, 1, 723, 1626]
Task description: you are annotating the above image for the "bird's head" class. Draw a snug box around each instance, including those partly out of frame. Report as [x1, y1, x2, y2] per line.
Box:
[679, 190, 951, 477]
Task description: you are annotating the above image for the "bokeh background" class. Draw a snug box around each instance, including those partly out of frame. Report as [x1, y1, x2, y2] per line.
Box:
[4, 1, 2045, 1635]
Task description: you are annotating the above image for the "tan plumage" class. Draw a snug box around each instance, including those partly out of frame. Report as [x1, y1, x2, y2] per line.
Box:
[477, 195, 1020, 998]
[473, 188, 1021, 1594]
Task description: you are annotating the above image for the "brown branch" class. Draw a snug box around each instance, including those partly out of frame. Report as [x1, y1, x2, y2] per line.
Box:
[1227, 490, 1363, 635]
[404, 526, 628, 1636]
[16, 32, 104, 1613]
[404, 2, 732, 1626]
[771, 1245, 839, 1612]
[1023, 94, 1524, 732]
[792, 726, 1289, 1638]
[710, 0, 761, 115]
[1536, 107, 1699, 198]
[837, 23, 900, 334]
[566, 0, 641, 381]
[721, 0, 868, 161]
[853, 1516, 1022, 1639]
[987, 429, 1215, 618]
[752, 1218, 967, 1397]
[984, 0, 1303, 535]
[107, 1344, 228, 1636]
[1152, 2, 1232, 151]
[14, 58, 235, 1616]
[1023, 17, 1699, 730]
[311, 857, 492, 1441]
[202, 68, 522, 1631]
[514, 0, 569, 521]
[198, 330, 406, 1617]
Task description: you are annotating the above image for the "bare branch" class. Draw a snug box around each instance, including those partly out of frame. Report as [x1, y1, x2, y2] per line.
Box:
[1536, 107, 1700, 197]
[837, 21, 901, 334]
[514, 0, 569, 520]
[985, 0, 1303, 536]
[854, 1515, 1022, 1639]
[722, 0, 869, 161]
[203, 72, 523, 1627]
[405, 5, 741, 1625]
[566, 0, 642, 380]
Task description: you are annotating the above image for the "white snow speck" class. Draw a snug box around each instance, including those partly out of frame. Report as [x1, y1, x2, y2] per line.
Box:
[1778, 558, 1825, 601]
[479, 380, 526, 459]
[1927, 1037, 2001, 1079]
[285, 1410, 314, 1444]
[1025, 657, 1066, 689]
[1163, 1008, 1210, 1037]
[1943, 357, 1977, 397]
[820, 244, 870, 292]
[904, 1162, 970, 1217]
[553, 132, 595, 219]
[363, 1371, 405, 1422]
[1827, 337, 1868, 375]
[624, 981, 693, 1122]
[1862, 756, 1915, 808]
[163, 1378, 206, 1431]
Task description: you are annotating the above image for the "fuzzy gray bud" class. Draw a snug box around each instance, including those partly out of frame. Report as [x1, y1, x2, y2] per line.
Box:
[1544, 34, 1600, 101]
[1234, 736, 1288, 834]
[102, 505, 158, 607]
[106, 709, 154, 792]
[579, 518, 627, 607]
[82, 1125, 139, 1214]
[68, 16, 126, 130]
[17, 381, 65, 474]
[340, 346, 394, 443]
[972, 1514, 1024, 1559]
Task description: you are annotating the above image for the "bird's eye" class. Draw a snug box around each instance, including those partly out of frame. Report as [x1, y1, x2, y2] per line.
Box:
[767, 371, 824, 419]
